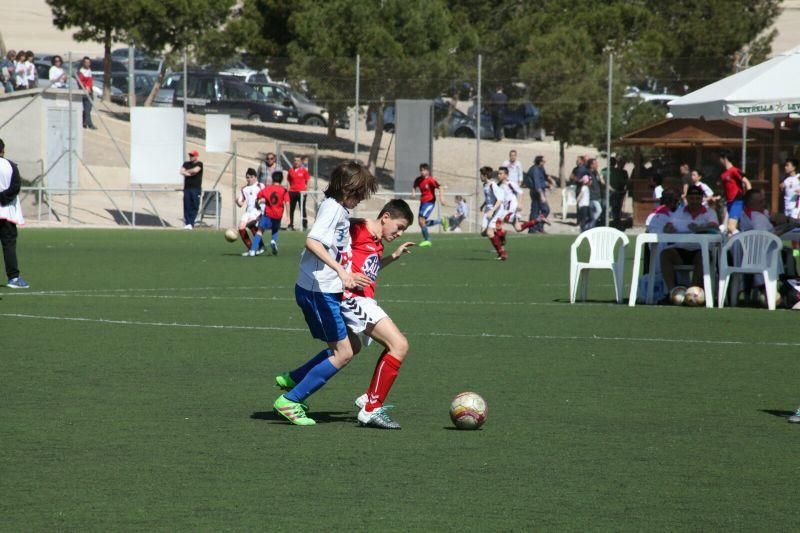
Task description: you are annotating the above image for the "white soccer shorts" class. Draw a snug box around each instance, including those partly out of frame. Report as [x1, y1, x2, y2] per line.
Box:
[240, 210, 260, 225]
[340, 296, 388, 346]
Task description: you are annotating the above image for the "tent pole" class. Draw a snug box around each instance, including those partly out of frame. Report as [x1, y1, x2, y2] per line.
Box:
[771, 118, 781, 213]
[741, 117, 747, 175]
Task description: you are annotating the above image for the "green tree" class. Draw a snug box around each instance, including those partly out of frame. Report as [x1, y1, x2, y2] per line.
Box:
[128, 0, 236, 106]
[46, 0, 136, 102]
[286, 0, 463, 174]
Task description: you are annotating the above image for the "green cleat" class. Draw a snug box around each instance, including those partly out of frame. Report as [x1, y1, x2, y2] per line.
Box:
[441, 216, 449, 232]
[274, 395, 316, 426]
[419, 240, 432, 247]
[275, 372, 296, 391]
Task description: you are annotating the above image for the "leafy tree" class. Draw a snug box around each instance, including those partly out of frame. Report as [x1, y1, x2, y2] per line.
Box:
[286, 0, 463, 174]
[46, 0, 136, 102]
[128, 0, 236, 106]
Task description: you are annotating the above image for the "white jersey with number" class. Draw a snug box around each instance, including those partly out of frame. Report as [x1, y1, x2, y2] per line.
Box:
[239, 182, 264, 221]
[297, 197, 350, 293]
[500, 181, 518, 215]
[483, 181, 502, 213]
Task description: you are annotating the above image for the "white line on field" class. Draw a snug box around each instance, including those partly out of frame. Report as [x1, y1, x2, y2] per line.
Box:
[2, 312, 799, 348]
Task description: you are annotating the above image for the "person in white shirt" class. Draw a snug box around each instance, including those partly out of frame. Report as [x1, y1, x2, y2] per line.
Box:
[235, 168, 265, 252]
[689, 170, 717, 207]
[739, 189, 798, 235]
[502, 149, 524, 205]
[660, 185, 719, 291]
[24, 51, 36, 88]
[48, 56, 67, 88]
[427, 194, 469, 232]
[13, 51, 27, 90]
[576, 175, 592, 232]
[780, 158, 800, 218]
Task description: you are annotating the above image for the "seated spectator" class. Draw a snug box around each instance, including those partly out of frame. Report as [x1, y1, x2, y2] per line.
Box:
[660, 185, 719, 291]
[739, 189, 799, 235]
[646, 189, 679, 233]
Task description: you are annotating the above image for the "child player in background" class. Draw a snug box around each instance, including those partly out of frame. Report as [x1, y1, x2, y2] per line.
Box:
[249, 171, 289, 256]
[340, 199, 415, 429]
[273, 162, 378, 426]
[411, 163, 446, 247]
[426, 194, 469, 232]
[236, 167, 264, 255]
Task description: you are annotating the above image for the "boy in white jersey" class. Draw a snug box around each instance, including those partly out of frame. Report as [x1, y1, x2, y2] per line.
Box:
[489, 167, 540, 257]
[235, 168, 264, 253]
[479, 166, 507, 260]
[273, 162, 378, 426]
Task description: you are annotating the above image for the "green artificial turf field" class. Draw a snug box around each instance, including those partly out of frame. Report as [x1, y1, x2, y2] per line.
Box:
[2, 228, 799, 531]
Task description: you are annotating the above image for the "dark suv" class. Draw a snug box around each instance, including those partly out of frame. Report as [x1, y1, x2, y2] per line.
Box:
[156, 72, 298, 123]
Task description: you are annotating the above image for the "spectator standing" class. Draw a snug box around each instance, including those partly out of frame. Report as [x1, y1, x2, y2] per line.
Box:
[76, 56, 97, 129]
[719, 150, 750, 235]
[586, 158, 605, 228]
[0, 138, 29, 289]
[48, 56, 67, 88]
[286, 155, 310, 230]
[524, 155, 552, 233]
[690, 170, 717, 206]
[14, 51, 28, 90]
[780, 158, 800, 257]
[257, 152, 282, 185]
[607, 157, 629, 221]
[179, 150, 203, 229]
[502, 150, 524, 202]
[24, 51, 36, 88]
[0, 50, 15, 93]
[569, 155, 588, 185]
[576, 175, 592, 232]
[489, 86, 507, 141]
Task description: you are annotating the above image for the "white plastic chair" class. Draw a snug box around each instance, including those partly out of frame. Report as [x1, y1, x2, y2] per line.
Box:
[569, 227, 629, 303]
[561, 185, 577, 220]
[718, 231, 782, 310]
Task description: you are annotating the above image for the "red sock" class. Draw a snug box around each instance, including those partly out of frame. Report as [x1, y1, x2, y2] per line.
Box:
[519, 220, 536, 231]
[365, 351, 402, 412]
[489, 234, 505, 254]
[239, 229, 252, 248]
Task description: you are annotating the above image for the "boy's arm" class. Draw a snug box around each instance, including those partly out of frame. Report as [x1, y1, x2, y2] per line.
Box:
[304, 238, 369, 289]
[381, 242, 414, 268]
[437, 185, 446, 206]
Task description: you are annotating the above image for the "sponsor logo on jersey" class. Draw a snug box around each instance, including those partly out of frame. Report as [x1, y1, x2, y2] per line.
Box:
[362, 254, 381, 281]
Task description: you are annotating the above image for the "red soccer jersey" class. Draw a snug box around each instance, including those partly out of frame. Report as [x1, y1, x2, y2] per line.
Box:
[413, 175, 440, 203]
[287, 167, 310, 192]
[257, 184, 289, 219]
[345, 220, 383, 299]
[720, 166, 744, 203]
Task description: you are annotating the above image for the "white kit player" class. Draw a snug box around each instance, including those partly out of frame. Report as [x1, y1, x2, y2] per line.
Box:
[496, 166, 534, 234]
[236, 168, 265, 252]
[480, 166, 508, 260]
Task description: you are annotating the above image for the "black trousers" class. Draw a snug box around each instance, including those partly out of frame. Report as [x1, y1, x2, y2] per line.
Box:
[0, 219, 19, 279]
[289, 192, 307, 229]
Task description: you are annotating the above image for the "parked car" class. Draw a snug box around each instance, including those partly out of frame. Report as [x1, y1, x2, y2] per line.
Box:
[249, 82, 332, 127]
[367, 98, 495, 139]
[99, 73, 155, 106]
[155, 72, 299, 123]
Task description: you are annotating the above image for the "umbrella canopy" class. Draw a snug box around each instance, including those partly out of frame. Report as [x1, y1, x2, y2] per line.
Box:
[668, 50, 800, 119]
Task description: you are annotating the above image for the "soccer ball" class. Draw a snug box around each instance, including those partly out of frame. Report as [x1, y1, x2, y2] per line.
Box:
[684, 286, 705, 307]
[449, 392, 487, 430]
[669, 286, 687, 306]
[224, 228, 238, 242]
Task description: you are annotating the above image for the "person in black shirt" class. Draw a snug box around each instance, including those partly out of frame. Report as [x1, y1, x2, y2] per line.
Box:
[489, 86, 507, 141]
[180, 150, 203, 229]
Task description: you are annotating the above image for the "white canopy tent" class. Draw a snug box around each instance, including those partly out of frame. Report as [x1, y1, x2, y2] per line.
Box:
[668, 49, 800, 211]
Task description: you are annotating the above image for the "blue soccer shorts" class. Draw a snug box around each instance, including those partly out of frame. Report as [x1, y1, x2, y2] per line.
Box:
[727, 199, 744, 220]
[419, 201, 435, 219]
[295, 285, 347, 342]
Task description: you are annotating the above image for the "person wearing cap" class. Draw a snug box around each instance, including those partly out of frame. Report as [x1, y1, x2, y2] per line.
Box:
[0, 138, 29, 288]
[179, 150, 204, 229]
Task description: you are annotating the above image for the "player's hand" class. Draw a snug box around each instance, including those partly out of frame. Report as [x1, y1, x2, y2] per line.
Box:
[392, 242, 415, 259]
[663, 222, 676, 234]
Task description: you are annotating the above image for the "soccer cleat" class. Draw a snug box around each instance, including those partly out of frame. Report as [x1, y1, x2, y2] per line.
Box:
[184, 224, 193, 230]
[6, 277, 30, 289]
[241, 251, 251, 257]
[794, 249, 800, 258]
[789, 406, 800, 423]
[354, 393, 368, 409]
[497, 253, 508, 261]
[358, 405, 401, 429]
[275, 372, 296, 390]
[419, 240, 432, 247]
[538, 214, 551, 226]
[255, 248, 265, 255]
[441, 216, 449, 232]
[247, 250, 256, 257]
[270, 240, 278, 255]
[273, 395, 316, 426]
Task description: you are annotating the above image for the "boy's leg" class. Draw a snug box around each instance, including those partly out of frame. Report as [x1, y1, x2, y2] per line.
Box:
[362, 317, 407, 411]
[238, 221, 252, 248]
[270, 217, 281, 254]
[420, 216, 430, 241]
[284, 336, 354, 404]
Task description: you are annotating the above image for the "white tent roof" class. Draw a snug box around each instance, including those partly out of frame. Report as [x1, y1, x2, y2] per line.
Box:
[668, 50, 800, 119]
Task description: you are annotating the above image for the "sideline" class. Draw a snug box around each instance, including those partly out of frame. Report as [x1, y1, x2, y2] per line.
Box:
[2, 312, 799, 348]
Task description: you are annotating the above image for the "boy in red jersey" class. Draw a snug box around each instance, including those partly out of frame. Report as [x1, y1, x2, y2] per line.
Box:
[341, 199, 415, 429]
[411, 163, 445, 247]
[719, 150, 751, 235]
[248, 171, 289, 256]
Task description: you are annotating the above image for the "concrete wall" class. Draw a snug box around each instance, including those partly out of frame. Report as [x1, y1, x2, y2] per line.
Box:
[0, 88, 82, 186]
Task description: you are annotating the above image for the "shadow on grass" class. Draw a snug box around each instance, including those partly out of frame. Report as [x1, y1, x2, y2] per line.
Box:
[760, 409, 794, 419]
[442, 427, 484, 431]
[250, 411, 357, 425]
